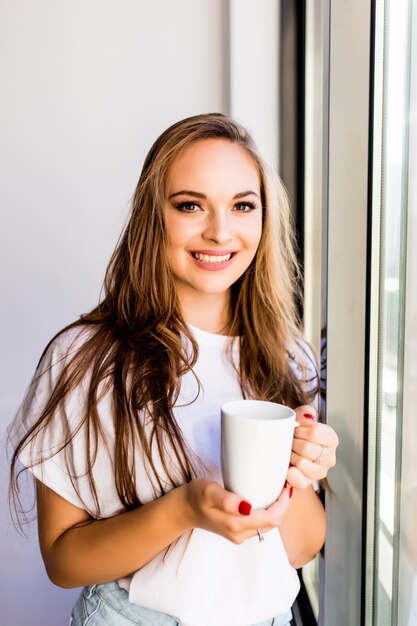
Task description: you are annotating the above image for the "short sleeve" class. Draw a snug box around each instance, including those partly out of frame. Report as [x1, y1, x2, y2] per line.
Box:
[8, 328, 93, 511]
[8, 328, 143, 518]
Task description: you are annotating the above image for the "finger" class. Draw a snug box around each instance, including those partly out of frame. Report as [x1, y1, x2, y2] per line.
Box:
[248, 487, 292, 529]
[292, 437, 324, 462]
[267, 484, 292, 512]
[290, 450, 326, 481]
[203, 482, 245, 515]
[264, 499, 292, 529]
[294, 405, 317, 424]
[286, 465, 313, 490]
[294, 422, 339, 448]
[308, 445, 337, 470]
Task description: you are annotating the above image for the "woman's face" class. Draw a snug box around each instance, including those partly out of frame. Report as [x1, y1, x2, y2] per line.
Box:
[165, 139, 263, 307]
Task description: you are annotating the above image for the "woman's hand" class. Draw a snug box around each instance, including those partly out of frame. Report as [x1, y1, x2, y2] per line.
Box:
[286, 405, 339, 490]
[182, 478, 292, 544]
[181, 404, 338, 546]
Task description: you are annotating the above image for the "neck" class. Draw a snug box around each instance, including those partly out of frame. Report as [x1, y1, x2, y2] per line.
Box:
[178, 291, 232, 335]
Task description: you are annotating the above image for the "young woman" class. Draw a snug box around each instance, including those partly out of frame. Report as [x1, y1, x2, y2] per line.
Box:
[9, 113, 338, 626]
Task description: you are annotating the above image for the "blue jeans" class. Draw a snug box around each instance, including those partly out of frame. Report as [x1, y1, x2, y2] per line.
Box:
[69, 581, 292, 626]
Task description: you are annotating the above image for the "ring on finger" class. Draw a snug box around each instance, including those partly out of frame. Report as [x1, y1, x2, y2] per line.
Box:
[256, 528, 264, 543]
[314, 445, 328, 465]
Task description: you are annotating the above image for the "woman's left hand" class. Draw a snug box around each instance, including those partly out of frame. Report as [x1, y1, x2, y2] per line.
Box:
[286, 405, 339, 489]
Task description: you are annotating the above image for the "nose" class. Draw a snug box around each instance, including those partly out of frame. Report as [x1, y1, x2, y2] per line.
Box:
[202, 209, 233, 245]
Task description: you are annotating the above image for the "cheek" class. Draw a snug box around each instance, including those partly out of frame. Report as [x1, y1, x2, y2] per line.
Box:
[248, 217, 263, 250]
[165, 215, 186, 248]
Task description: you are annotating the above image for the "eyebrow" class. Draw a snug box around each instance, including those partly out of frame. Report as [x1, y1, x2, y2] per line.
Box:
[168, 189, 259, 200]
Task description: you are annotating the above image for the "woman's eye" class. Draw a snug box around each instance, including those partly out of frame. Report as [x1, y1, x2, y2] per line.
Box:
[234, 201, 258, 213]
[174, 201, 202, 213]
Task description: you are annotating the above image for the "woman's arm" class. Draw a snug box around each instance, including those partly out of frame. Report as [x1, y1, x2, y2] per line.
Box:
[36, 480, 191, 588]
[278, 486, 325, 568]
[36, 477, 292, 589]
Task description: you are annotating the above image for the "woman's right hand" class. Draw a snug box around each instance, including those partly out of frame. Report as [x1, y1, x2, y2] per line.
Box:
[181, 478, 292, 544]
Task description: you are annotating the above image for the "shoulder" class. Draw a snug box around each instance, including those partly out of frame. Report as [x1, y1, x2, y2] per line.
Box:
[37, 325, 93, 379]
[8, 325, 93, 449]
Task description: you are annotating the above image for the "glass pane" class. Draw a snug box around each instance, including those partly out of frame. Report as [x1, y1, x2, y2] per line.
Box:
[367, 0, 414, 624]
[398, 2, 417, 624]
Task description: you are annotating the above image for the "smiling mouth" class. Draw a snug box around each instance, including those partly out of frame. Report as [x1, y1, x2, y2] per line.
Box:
[190, 252, 233, 263]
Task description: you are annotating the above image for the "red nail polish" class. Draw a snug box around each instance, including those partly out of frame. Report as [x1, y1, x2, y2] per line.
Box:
[289, 486, 293, 498]
[304, 413, 316, 421]
[238, 500, 252, 515]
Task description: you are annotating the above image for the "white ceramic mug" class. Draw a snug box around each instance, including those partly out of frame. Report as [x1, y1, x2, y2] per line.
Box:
[220, 399, 299, 509]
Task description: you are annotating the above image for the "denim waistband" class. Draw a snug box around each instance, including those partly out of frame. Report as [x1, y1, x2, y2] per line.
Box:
[69, 581, 292, 626]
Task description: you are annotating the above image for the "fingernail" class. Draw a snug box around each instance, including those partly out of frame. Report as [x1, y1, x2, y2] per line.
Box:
[289, 486, 293, 498]
[238, 500, 252, 516]
[304, 413, 316, 421]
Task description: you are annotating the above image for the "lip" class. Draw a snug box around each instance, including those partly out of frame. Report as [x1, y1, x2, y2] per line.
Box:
[188, 250, 238, 271]
[189, 249, 237, 255]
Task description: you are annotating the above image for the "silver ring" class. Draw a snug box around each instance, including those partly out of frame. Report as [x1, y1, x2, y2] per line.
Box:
[314, 445, 328, 465]
[257, 528, 264, 543]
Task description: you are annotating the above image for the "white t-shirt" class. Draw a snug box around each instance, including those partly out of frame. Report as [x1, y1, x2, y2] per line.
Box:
[9, 324, 318, 626]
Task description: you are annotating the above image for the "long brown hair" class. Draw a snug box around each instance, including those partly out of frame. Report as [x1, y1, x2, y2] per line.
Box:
[10, 113, 318, 518]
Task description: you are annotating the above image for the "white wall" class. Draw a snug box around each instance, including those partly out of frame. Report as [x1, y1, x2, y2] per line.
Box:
[0, 2, 227, 624]
[0, 2, 280, 624]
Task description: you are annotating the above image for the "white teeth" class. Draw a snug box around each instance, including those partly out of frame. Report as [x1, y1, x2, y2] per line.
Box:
[193, 253, 232, 263]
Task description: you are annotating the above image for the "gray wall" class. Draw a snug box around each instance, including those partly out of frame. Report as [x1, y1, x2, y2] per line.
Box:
[0, 2, 279, 625]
